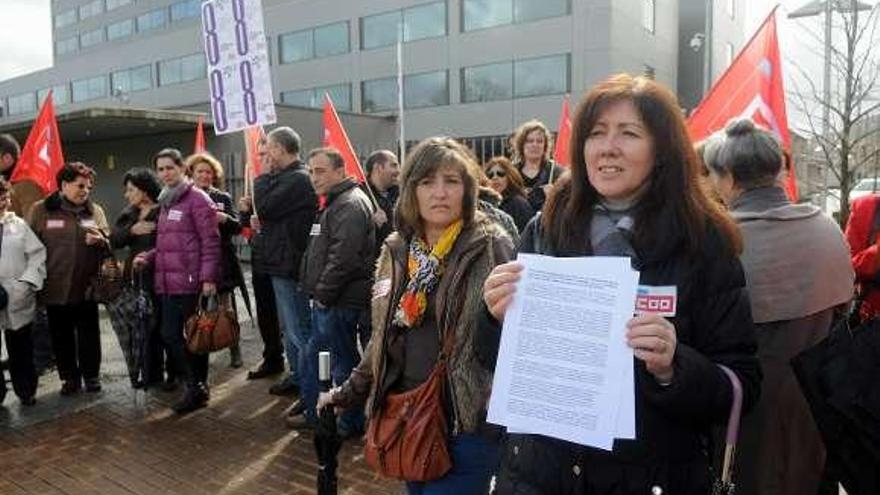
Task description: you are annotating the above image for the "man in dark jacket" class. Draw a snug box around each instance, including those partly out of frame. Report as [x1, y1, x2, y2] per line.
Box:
[253, 127, 318, 401]
[363, 149, 399, 254]
[292, 147, 375, 435]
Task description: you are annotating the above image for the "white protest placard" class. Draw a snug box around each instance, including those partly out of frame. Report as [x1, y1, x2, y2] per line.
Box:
[201, 0, 276, 135]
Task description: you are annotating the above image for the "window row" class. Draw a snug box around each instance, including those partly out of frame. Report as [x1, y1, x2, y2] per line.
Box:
[55, 0, 201, 56]
[277, 0, 570, 62]
[55, 0, 131, 29]
[4, 52, 567, 117]
[4, 54, 207, 115]
[55, 1, 201, 56]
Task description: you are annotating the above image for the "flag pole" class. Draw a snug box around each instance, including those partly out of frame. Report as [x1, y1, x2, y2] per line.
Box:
[396, 39, 406, 166]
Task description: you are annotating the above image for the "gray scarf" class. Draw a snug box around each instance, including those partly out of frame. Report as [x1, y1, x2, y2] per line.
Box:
[158, 180, 190, 208]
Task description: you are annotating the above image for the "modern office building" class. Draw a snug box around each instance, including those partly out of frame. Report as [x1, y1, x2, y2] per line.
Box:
[0, 0, 744, 212]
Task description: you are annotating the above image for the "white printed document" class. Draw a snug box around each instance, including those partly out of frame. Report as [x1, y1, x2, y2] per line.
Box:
[487, 254, 639, 450]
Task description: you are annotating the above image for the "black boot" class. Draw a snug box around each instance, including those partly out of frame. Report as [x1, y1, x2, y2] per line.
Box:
[172, 384, 208, 414]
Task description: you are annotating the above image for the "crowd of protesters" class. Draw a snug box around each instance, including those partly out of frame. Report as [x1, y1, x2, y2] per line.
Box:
[0, 72, 874, 495]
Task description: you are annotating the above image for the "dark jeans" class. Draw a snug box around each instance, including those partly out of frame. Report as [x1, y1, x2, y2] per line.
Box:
[313, 305, 365, 432]
[1, 325, 38, 400]
[146, 294, 175, 384]
[159, 294, 208, 388]
[253, 269, 283, 367]
[405, 434, 501, 495]
[47, 302, 101, 383]
[31, 304, 54, 373]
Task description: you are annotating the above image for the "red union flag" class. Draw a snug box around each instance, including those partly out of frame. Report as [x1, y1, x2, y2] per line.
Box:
[11, 92, 64, 194]
[322, 94, 365, 183]
[194, 115, 206, 153]
[553, 95, 572, 167]
[244, 125, 265, 177]
[688, 7, 798, 201]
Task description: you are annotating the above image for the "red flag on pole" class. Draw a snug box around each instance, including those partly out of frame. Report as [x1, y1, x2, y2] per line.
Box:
[553, 95, 572, 167]
[244, 125, 265, 178]
[11, 91, 65, 194]
[687, 7, 798, 201]
[322, 94, 365, 183]
[194, 116, 206, 153]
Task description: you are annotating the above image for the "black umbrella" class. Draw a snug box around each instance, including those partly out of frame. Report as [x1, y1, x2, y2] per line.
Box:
[314, 351, 340, 495]
[791, 315, 880, 495]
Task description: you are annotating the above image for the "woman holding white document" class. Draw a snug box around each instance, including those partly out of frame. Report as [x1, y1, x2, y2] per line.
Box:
[481, 74, 761, 495]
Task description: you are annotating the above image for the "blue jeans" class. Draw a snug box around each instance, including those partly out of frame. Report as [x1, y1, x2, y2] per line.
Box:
[313, 306, 366, 433]
[271, 277, 316, 421]
[405, 434, 501, 495]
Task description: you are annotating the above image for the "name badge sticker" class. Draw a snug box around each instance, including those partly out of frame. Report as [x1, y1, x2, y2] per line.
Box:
[46, 219, 65, 229]
[215, 202, 224, 211]
[635, 285, 678, 317]
[80, 219, 98, 229]
[310, 223, 321, 236]
[167, 209, 183, 222]
[373, 278, 392, 299]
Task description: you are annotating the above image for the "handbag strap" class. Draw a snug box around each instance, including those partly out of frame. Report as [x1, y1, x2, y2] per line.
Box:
[717, 364, 743, 484]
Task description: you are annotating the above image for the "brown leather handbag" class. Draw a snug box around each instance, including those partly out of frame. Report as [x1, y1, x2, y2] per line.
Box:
[364, 331, 455, 482]
[184, 294, 239, 354]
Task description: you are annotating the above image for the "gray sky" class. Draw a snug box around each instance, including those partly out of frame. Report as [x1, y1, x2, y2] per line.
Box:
[0, 0, 52, 82]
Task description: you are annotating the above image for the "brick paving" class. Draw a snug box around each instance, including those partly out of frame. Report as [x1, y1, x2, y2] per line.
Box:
[0, 291, 401, 495]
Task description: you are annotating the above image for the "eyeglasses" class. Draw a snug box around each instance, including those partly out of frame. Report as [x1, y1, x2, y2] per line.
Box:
[486, 169, 507, 179]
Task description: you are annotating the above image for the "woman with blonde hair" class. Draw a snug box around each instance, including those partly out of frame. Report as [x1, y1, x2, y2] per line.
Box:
[319, 137, 515, 493]
[187, 152, 245, 368]
[511, 120, 564, 212]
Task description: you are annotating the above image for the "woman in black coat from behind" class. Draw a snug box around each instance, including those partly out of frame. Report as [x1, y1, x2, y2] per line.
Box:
[188, 152, 245, 368]
[481, 74, 761, 495]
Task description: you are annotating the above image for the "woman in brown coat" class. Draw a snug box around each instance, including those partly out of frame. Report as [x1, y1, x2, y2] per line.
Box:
[29, 163, 110, 395]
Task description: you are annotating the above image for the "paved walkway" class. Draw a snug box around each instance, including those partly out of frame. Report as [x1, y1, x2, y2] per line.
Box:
[0, 296, 399, 494]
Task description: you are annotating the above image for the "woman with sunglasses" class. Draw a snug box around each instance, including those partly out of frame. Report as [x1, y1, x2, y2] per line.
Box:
[485, 156, 534, 232]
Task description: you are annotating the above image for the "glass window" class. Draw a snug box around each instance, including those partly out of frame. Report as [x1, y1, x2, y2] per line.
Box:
[37, 85, 70, 107]
[514, 54, 568, 97]
[7, 93, 36, 116]
[107, 18, 133, 40]
[314, 22, 349, 58]
[72, 75, 108, 102]
[405, 71, 448, 108]
[281, 89, 313, 107]
[106, 0, 132, 11]
[79, 0, 103, 20]
[159, 54, 205, 86]
[279, 29, 314, 63]
[404, 2, 446, 42]
[137, 9, 166, 33]
[463, 0, 512, 31]
[171, 0, 201, 22]
[361, 10, 401, 50]
[80, 27, 104, 48]
[112, 65, 152, 93]
[56, 36, 78, 55]
[642, 0, 655, 33]
[282, 83, 351, 110]
[55, 9, 77, 28]
[362, 77, 397, 113]
[515, 0, 568, 23]
[180, 54, 206, 82]
[462, 61, 513, 102]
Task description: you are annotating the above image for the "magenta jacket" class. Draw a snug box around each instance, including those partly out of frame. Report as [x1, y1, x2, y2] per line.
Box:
[144, 182, 221, 295]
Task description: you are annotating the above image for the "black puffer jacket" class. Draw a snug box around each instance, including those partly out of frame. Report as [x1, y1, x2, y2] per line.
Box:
[480, 217, 761, 495]
[205, 187, 243, 293]
[251, 161, 317, 279]
[110, 205, 159, 283]
[300, 178, 375, 309]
